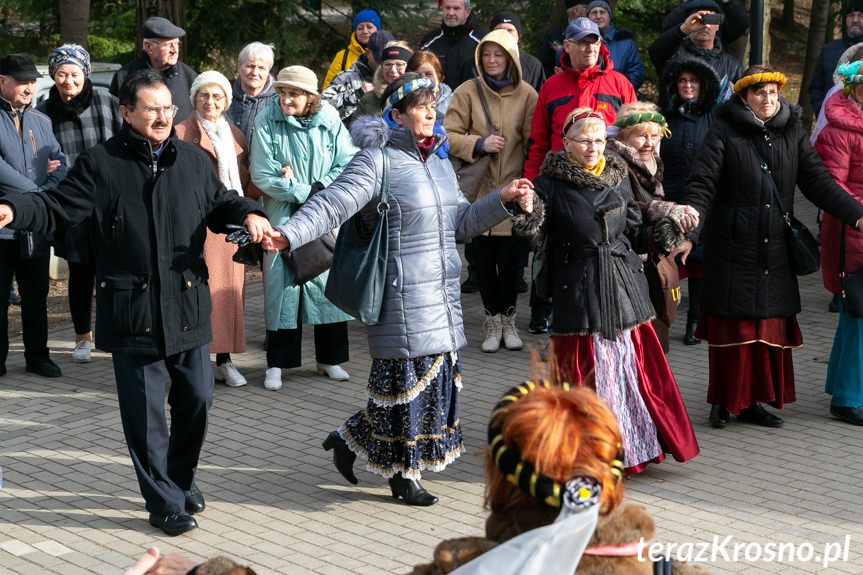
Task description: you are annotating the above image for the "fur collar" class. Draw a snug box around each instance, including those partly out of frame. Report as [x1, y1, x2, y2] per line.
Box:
[605, 139, 664, 200]
[539, 149, 627, 191]
[658, 57, 721, 115]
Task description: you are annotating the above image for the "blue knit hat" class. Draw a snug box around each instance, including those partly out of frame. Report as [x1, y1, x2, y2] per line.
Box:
[353, 9, 381, 31]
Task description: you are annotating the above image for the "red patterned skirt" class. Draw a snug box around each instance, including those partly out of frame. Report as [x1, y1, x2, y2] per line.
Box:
[694, 315, 803, 414]
[550, 323, 699, 475]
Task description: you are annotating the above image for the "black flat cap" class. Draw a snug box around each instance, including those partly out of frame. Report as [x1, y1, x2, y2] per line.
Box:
[141, 16, 186, 39]
[0, 54, 42, 81]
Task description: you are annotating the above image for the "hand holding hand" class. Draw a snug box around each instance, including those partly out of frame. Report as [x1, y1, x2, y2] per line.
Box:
[46, 159, 61, 175]
[670, 240, 694, 265]
[362, 82, 374, 93]
[481, 135, 506, 154]
[500, 178, 534, 205]
[280, 165, 294, 179]
[243, 213, 272, 243]
[262, 228, 290, 252]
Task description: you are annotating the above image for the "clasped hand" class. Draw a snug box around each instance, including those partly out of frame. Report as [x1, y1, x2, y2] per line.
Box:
[500, 178, 535, 214]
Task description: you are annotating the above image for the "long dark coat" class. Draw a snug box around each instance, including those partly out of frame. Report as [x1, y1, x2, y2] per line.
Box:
[685, 96, 863, 319]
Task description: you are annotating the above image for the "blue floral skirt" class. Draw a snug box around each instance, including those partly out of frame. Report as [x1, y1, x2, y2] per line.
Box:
[340, 351, 464, 480]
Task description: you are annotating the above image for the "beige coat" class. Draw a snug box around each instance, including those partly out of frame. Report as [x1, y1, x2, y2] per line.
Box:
[175, 115, 251, 354]
[444, 29, 537, 236]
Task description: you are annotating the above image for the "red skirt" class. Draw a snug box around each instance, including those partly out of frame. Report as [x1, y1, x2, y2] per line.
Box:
[550, 324, 700, 474]
[694, 315, 802, 414]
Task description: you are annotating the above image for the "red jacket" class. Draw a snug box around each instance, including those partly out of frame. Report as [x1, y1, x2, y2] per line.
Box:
[523, 44, 636, 180]
[815, 90, 863, 294]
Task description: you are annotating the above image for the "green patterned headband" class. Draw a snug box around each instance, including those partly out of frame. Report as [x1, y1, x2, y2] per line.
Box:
[613, 112, 671, 138]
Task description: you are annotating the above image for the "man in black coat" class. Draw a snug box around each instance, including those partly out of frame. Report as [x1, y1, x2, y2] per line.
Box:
[809, 0, 863, 115]
[648, 0, 743, 87]
[0, 70, 271, 537]
[109, 17, 198, 123]
[419, 0, 487, 89]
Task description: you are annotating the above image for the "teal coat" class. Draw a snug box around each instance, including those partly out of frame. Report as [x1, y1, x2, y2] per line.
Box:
[251, 98, 357, 329]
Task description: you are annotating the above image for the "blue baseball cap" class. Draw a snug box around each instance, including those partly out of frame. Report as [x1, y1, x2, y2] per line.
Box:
[565, 17, 602, 42]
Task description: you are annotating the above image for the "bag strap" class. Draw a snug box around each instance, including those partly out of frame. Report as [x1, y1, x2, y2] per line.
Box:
[378, 146, 390, 213]
[472, 78, 495, 136]
[840, 222, 848, 277]
[746, 138, 791, 224]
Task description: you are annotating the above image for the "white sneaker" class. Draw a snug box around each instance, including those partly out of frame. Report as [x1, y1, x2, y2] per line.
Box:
[481, 312, 502, 353]
[215, 361, 247, 387]
[316, 363, 349, 381]
[501, 310, 523, 351]
[264, 367, 283, 390]
[72, 340, 92, 363]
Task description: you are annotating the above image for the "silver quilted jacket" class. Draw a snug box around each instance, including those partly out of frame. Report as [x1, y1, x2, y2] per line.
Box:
[276, 115, 509, 359]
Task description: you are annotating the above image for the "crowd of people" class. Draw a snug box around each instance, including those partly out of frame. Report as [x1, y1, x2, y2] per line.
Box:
[2, 2, 863, 571]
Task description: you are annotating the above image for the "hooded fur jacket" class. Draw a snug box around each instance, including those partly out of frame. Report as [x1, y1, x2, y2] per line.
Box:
[512, 150, 656, 336]
[409, 503, 711, 575]
[275, 115, 509, 359]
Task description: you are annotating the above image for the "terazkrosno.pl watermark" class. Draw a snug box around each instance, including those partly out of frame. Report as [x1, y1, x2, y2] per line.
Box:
[638, 535, 852, 568]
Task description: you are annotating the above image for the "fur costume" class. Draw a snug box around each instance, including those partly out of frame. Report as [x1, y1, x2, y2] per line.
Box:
[409, 504, 710, 575]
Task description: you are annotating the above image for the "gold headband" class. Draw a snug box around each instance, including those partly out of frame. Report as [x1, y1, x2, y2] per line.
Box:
[733, 72, 787, 95]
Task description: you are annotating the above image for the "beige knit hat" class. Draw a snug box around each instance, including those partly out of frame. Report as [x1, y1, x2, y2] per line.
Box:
[189, 70, 232, 109]
[272, 65, 318, 95]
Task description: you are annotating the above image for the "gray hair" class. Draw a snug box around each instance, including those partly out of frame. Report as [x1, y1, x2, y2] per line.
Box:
[238, 42, 275, 68]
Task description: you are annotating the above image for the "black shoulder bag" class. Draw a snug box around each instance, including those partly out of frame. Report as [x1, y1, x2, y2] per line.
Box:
[747, 138, 820, 276]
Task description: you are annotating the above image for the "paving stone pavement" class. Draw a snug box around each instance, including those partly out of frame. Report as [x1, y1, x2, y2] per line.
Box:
[2, 196, 863, 574]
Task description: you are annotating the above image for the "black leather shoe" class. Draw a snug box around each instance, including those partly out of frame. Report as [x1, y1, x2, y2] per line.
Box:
[184, 486, 205, 514]
[388, 473, 438, 506]
[830, 405, 863, 425]
[737, 403, 783, 427]
[683, 321, 701, 345]
[460, 276, 479, 294]
[829, 294, 840, 313]
[709, 404, 729, 428]
[322, 430, 358, 485]
[148, 511, 198, 536]
[25, 358, 61, 378]
[529, 313, 549, 334]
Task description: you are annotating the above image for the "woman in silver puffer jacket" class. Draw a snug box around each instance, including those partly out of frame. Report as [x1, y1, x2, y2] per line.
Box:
[263, 73, 533, 506]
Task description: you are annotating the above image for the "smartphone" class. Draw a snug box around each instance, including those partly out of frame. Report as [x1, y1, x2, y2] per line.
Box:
[700, 13, 724, 25]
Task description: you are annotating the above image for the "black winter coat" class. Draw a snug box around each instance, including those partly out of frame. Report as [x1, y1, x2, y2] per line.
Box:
[512, 151, 654, 339]
[658, 57, 721, 204]
[4, 123, 264, 356]
[684, 97, 863, 319]
[420, 12, 487, 88]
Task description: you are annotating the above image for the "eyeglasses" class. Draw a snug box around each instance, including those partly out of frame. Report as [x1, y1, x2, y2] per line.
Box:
[749, 88, 779, 99]
[130, 105, 179, 119]
[677, 78, 699, 86]
[149, 39, 180, 51]
[565, 136, 606, 147]
[382, 62, 407, 71]
[197, 92, 225, 102]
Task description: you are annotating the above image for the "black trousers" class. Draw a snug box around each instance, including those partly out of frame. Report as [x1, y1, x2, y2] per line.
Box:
[0, 239, 50, 366]
[112, 344, 213, 515]
[473, 235, 519, 316]
[67, 261, 96, 335]
[266, 321, 349, 369]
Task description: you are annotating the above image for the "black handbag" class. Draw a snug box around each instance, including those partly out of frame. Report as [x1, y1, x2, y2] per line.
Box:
[282, 230, 336, 285]
[839, 224, 863, 318]
[324, 147, 390, 325]
[16, 231, 50, 260]
[747, 139, 820, 276]
[448, 78, 495, 203]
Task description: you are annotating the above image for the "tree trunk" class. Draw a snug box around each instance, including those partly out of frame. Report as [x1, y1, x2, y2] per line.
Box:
[782, 0, 794, 32]
[801, 0, 832, 126]
[60, 0, 90, 48]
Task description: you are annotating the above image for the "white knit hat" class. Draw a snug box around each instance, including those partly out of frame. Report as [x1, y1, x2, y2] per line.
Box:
[189, 70, 233, 110]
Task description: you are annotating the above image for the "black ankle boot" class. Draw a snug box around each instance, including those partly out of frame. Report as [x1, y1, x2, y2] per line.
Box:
[684, 321, 700, 345]
[709, 404, 729, 428]
[322, 431, 358, 485]
[388, 472, 438, 506]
